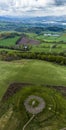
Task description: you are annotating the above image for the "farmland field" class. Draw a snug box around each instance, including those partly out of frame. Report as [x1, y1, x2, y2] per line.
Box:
[0, 32, 66, 54]
[0, 36, 20, 47]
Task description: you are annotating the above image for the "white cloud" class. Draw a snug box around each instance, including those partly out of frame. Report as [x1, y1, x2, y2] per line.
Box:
[0, 0, 66, 16]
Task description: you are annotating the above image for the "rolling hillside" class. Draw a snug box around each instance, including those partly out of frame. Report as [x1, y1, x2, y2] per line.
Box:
[0, 59, 66, 99]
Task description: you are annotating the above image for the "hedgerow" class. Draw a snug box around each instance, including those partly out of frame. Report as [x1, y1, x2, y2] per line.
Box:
[0, 51, 66, 65]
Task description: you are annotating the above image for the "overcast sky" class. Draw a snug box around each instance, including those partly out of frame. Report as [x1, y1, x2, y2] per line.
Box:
[0, 0, 66, 17]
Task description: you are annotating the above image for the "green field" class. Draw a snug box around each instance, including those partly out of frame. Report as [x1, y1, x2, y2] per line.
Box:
[30, 43, 66, 53]
[26, 32, 66, 42]
[27, 33, 66, 53]
[0, 36, 20, 47]
[0, 59, 66, 99]
[0, 32, 66, 54]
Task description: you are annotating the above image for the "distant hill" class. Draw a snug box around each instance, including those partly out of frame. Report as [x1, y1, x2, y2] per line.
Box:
[0, 16, 66, 32]
[15, 26, 65, 34]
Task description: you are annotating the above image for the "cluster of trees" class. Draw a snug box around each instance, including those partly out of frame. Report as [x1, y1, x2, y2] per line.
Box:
[0, 51, 66, 65]
[15, 26, 65, 34]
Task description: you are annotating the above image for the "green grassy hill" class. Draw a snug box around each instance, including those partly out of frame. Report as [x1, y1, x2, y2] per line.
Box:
[0, 59, 66, 99]
[0, 59, 66, 130]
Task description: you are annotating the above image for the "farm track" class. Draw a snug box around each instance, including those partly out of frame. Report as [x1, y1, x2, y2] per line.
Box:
[2, 82, 66, 101]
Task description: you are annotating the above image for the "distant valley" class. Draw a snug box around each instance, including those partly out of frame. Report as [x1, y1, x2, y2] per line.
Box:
[0, 16, 66, 33]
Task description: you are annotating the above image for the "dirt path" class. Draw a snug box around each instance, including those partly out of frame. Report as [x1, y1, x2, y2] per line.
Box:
[23, 115, 35, 130]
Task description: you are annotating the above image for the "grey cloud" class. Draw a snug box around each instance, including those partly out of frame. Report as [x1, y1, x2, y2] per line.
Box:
[0, 3, 9, 10]
[0, 0, 66, 16]
[54, 0, 66, 6]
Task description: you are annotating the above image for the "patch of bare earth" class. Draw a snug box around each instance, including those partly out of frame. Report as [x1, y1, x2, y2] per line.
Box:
[2, 82, 66, 102]
[16, 37, 40, 45]
[43, 85, 66, 98]
[2, 82, 33, 101]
